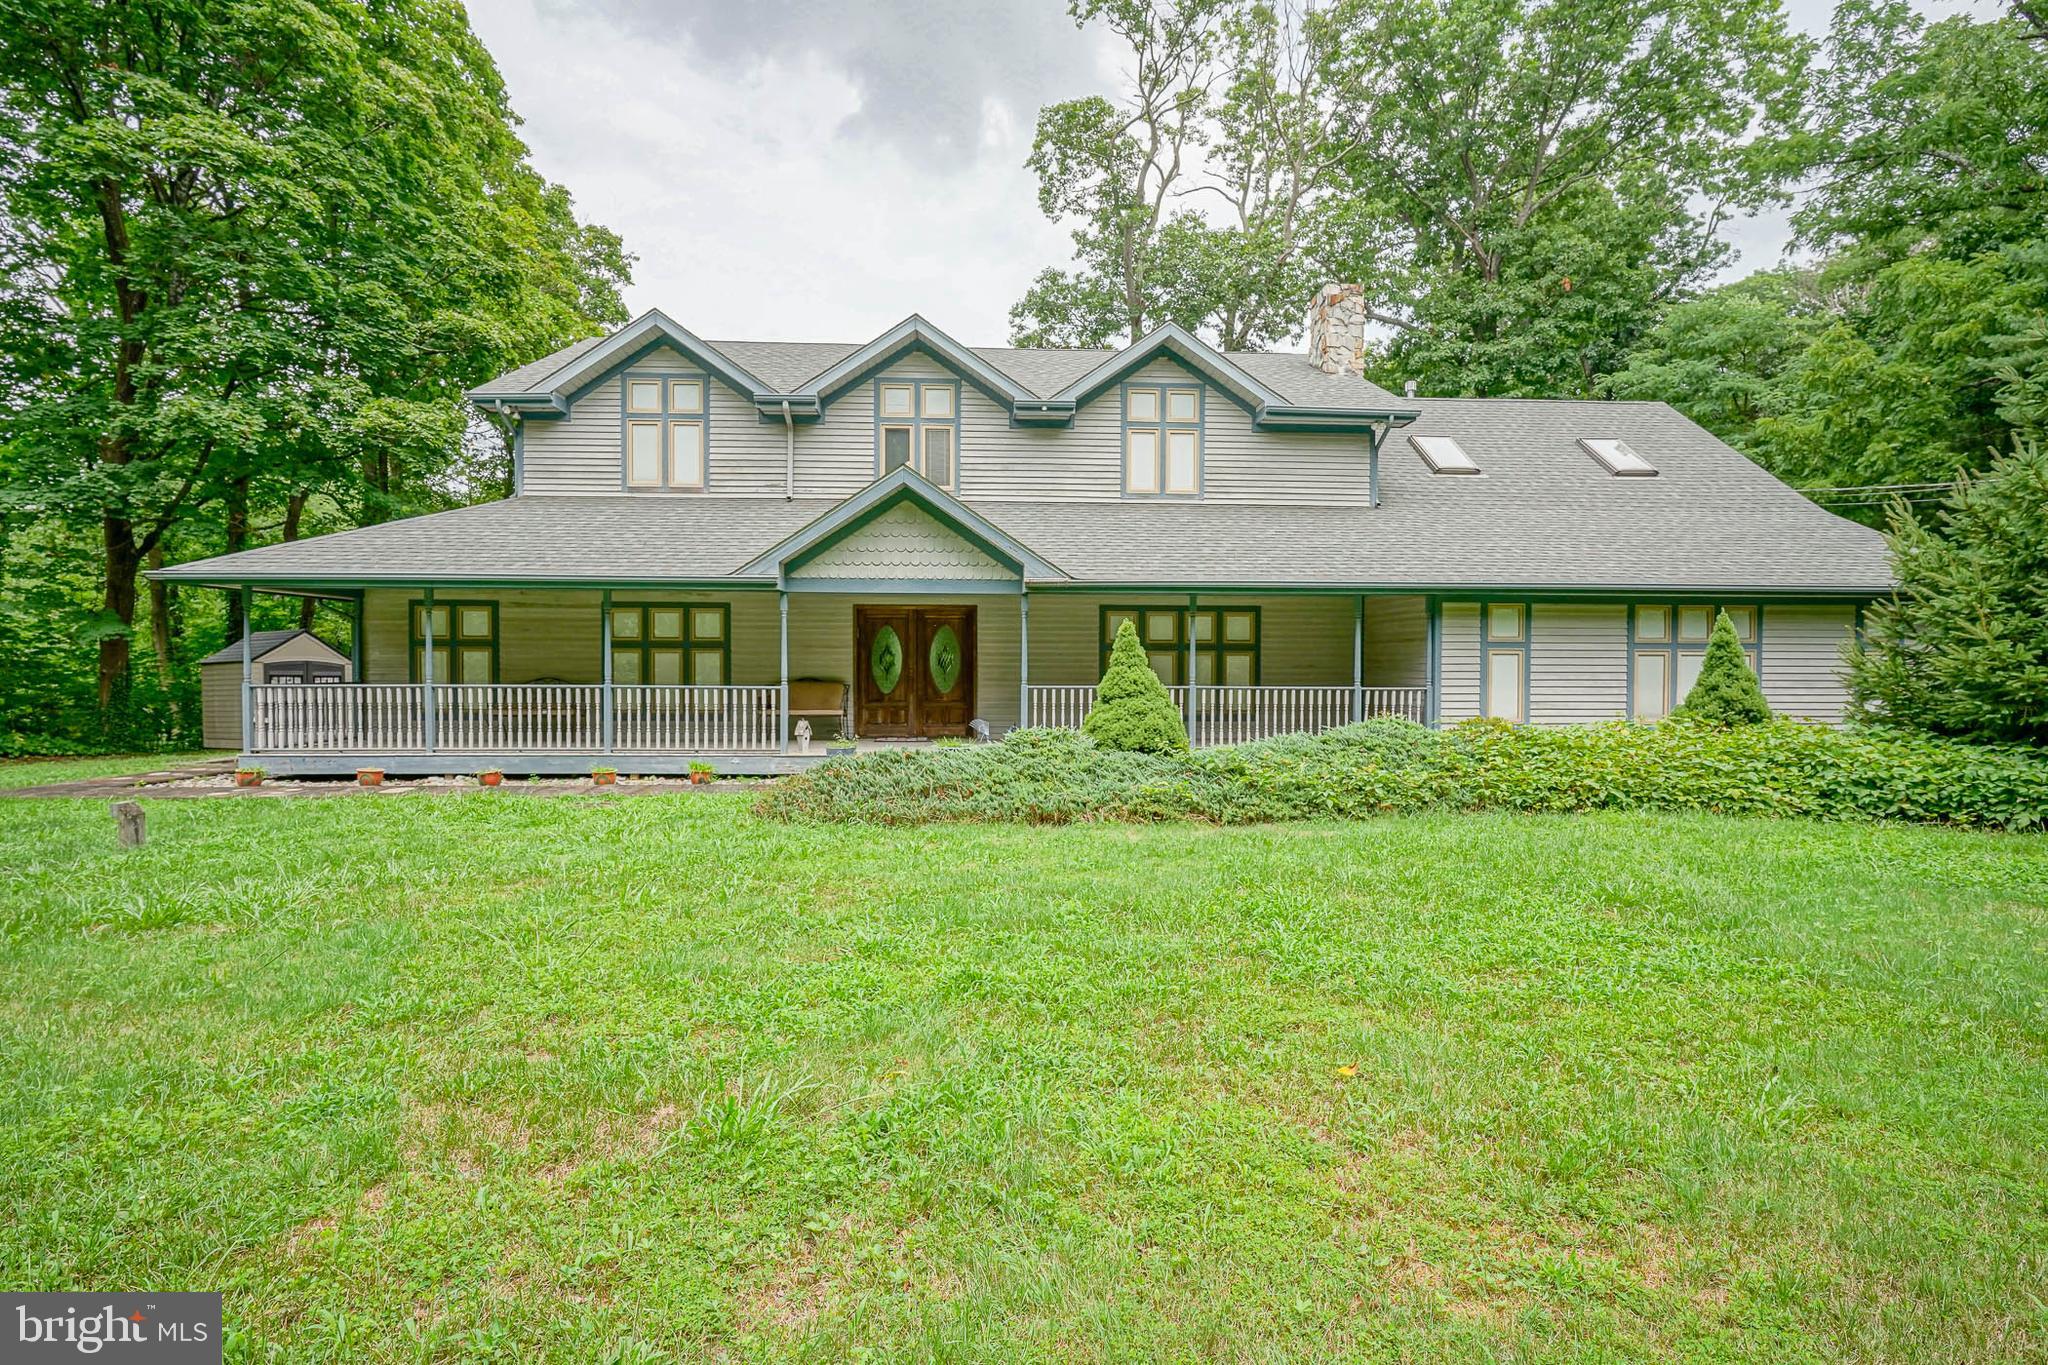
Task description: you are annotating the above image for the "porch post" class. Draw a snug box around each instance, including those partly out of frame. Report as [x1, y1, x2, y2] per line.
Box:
[600, 588, 615, 753]
[421, 585, 437, 753]
[1018, 586, 1030, 733]
[239, 585, 253, 753]
[778, 588, 790, 752]
[1185, 592, 1198, 745]
[350, 591, 365, 678]
[1352, 594, 1365, 722]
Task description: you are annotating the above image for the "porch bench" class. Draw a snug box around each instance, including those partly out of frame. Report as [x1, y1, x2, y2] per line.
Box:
[788, 679, 849, 739]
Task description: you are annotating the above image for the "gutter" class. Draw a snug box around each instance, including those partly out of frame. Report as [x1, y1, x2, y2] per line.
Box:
[782, 399, 795, 500]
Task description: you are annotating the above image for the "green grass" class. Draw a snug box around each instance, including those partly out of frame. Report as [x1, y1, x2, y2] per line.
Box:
[2, 795, 2044, 1362]
[0, 750, 223, 790]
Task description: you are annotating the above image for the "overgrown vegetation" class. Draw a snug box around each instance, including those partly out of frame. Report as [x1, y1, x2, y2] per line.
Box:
[1672, 611, 1774, 725]
[2, 795, 2042, 1359]
[1081, 619, 1189, 754]
[761, 720, 2048, 830]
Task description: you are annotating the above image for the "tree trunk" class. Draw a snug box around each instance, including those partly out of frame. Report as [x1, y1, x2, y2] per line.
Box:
[99, 516, 139, 710]
[223, 477, 250, 640]
[282, 491, 316, 629]
[147, 541, 174, 685]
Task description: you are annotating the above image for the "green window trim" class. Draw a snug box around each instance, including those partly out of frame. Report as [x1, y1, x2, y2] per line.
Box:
[409, 599, 500, 683]
[1628, 602, 1762, 720]
[608, 601, 732, 687]
[1098, 605, 1259, 687]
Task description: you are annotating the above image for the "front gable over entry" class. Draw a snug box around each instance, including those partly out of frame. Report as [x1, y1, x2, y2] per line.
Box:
[741, 466, 1065, 591]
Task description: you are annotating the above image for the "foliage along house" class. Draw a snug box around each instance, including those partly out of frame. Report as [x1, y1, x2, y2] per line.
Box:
[154, 285, 1892, 775]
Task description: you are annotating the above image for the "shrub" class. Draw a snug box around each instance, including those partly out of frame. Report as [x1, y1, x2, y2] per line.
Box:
[1082, 618, 1188, 755]
[1671, 610, 1772, 725]
[758, 717, 2048, 830]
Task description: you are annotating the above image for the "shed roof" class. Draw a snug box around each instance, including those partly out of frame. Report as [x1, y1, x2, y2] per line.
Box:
[199, 629, 347, 665]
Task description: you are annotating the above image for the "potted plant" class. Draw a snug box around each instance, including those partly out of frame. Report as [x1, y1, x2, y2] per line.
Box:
[234, 766, 266, 788]
[477, 767, 504, 787]
[687, 761, 715, 786]
[357, 767, 385, 787]
[824, 734, 858, 759]
[591, 766, 617, 786]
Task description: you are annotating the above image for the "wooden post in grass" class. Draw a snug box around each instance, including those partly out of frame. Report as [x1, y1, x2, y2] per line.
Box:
[112, 800, 145, 847]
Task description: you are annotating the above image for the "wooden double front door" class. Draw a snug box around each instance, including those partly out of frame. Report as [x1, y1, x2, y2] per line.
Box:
[855, 606, 976, 738]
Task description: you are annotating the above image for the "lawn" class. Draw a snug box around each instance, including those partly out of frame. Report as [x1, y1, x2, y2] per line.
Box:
[0, 750, 223, 790]
[1, 794, 2043, 1362]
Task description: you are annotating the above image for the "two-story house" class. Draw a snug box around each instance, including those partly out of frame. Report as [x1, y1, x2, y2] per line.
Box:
[155, 285, 1893, 775]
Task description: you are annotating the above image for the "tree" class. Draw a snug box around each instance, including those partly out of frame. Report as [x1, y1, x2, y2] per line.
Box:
[1085, 619, 1190, 753]
[0, 0, 628, 728]
[1848, 441, 2048, 746]
[1012, 0, 1348, 349]
[1315, 0, 1810, 396]
[1670, 612, 1773, 725]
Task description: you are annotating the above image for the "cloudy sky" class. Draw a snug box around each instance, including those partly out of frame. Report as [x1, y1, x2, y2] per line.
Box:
[470, 0, 1988, 348]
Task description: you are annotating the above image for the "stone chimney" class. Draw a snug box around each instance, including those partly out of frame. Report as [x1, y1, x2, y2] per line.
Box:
[1307, 283, 1367, 376]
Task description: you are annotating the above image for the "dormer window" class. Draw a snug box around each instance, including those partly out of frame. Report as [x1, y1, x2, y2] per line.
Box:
[622, 370, 708, 491]
[1582, 438, 1656, 476]
[1125, 384, 1201, 496]
[1412, 435, 1479, 474]
[876, 379, 960, 489]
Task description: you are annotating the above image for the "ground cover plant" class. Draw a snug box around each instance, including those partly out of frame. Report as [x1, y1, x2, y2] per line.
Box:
[1, 794, 2043, 1361]
[761, 719, 2048, 830]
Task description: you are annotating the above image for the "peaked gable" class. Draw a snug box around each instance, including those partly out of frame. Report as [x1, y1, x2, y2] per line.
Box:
[740, 466, 1065, 582]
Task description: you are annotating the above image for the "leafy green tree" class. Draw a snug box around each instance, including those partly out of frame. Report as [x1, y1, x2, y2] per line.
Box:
[1670, 612, 1773, 726]
[1316, 0, 1808, 397]
[0, 0, 629, 725]
[1848, 441, 2048, 746]
[1085, 619, 1190, 754]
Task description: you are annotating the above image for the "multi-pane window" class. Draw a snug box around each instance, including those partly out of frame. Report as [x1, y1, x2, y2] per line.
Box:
[877, 380, 960, 489]
[1631, 604, 1760, 720]
[1100, 606, 1259, 686]
[1124, 383, 1201, 496]
[1482, 602, 1528, 722]
[410, 600, 497, 683]
[623, 373, 708, 490]
[609, 602, 730, 686]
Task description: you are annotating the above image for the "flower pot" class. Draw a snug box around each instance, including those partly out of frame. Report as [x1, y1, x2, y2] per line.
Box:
[479, 772, 503, 787]
[357, 768, 384, 787]
[689, 771, 709, 785]
[235, 771, 263, 788]
[592, 772, 616, 786]
[824, 743, 857, 760]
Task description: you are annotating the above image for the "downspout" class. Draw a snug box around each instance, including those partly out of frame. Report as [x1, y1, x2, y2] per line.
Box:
[782, 400, 795, 499]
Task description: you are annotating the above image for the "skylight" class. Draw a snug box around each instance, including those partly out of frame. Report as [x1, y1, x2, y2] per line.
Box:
[1581, 438, 1657, 476]
[1411, 435, 1479, 475]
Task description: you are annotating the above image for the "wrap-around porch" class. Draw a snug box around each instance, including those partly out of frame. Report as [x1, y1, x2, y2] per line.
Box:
[235, 586, 1433, 773]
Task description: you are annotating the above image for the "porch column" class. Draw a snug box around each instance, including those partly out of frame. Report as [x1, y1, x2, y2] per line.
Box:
[350, 591, 365, 678]
[421, 585, 437, 752]
[1352, 595, 1365, 722]
[1185, 592, 1199, 745]
[239, 585, 253, 753]
[1018, 587, 1030, 732]
[778, 589, 790, 752]
[600, 588, 615, 752]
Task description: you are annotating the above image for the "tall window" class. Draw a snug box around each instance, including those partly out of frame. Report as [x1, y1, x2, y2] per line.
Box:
[1631, 603, 1760, 719]
[1124, 383, 1201, 496]
[1482, 602, 1528, 722]
[623, 372, 708, 491]
[1100, 606, 1259, 686]
[410, 600, 497, 683]
[876, 379, 959, 489]
[609, 602, 729, 686]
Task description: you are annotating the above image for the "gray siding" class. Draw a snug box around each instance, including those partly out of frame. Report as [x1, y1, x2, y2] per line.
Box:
[1365, 595, 1428, 689]
[1761, 604, 1857, 722]
[1438, 602, 1482, 721]
[1529, 604, 1629, 724]
[521, 350, 1377, 506]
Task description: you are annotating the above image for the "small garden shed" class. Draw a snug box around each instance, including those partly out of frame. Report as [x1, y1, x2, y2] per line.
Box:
[201, 630, 352, 748]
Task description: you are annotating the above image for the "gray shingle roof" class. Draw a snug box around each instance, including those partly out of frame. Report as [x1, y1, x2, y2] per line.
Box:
[476, 332, 1402, 408]
[199, 629, 342, 665]
[156, 397, 1890, 593]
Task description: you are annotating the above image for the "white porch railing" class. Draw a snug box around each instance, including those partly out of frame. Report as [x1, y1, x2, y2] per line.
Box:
[248, 683, 779, 754]
[1025, 683, 1429, 745]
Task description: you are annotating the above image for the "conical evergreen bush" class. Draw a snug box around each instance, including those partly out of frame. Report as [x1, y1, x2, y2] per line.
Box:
[1671, 610, 1772, 725]
[1083, 619, 1189, 754]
